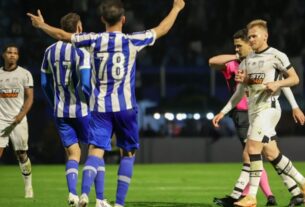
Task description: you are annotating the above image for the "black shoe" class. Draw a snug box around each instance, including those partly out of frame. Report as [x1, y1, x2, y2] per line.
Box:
[213, 196, 237, 207]
[288, 194, 304, 207]
[266, 195, 277, 206]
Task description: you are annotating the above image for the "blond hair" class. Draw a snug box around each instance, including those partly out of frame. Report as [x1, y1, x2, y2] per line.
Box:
[247, 19, 268, 33]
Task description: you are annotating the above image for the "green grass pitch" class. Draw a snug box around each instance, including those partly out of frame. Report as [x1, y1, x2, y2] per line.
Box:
[0, 162, 304, 207]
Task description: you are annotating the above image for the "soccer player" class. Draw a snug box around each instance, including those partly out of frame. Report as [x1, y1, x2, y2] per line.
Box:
[40, 13, 101, 207]
[213, 19, 305, 207]
[210, 29, 305, 207]
[0, 44, 34, 198]
[27, 0, 186, 206]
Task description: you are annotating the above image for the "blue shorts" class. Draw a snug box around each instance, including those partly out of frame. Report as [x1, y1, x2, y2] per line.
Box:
[89, 109, 139, 151]
[55, 114, 90, 147]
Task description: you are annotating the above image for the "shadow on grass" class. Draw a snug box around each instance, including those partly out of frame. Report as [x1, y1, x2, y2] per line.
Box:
[125, 201, 213, 207]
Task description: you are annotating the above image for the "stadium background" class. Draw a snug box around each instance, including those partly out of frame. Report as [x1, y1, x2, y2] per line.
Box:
[1, 0, 305, 163]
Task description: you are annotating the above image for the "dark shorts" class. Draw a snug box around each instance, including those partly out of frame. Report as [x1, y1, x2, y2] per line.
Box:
[89, 109, 139, 151]
[55, 114, 90, 147]
[230, 110, 249, 148]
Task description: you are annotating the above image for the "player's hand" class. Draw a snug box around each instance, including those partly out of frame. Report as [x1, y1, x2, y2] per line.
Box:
[1, 124, 16, 137]
[292, 108, 305, 125]
[264, 82, 280, 95]
[173, 0, 185, 11]
[26, 9, 45, 28]
[235, 70, 246, 83]
[212, 112, 224, 128]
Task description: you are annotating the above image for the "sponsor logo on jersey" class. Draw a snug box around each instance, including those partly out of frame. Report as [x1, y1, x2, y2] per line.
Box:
[0, 88, 20, 98]
[248, 73, 265, 84]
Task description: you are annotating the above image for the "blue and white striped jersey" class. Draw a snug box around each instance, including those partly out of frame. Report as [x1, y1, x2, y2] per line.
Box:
[41, 41, 91, 118]
[71, 30, 156, 112]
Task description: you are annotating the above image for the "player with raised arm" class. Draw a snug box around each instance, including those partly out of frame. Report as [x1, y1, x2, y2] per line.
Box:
[210, 29, 305, 207]
[28, 0, 185, 206]
[213, 19, 305, 207]
[0, 44, 34, 198]
[40, 13, 101, 207]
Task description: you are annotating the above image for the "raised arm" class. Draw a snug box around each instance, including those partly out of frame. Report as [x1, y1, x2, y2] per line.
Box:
[209, 54, 238, 70]
[152, 0, 185, 39]
[27, 10, 72, 42]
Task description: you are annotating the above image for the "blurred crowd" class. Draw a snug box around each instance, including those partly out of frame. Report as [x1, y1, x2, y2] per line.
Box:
[1, 0, 305, 68]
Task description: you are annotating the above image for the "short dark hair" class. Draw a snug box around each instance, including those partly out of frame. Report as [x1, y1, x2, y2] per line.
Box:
[233, 28, 248, 42]
[2, 44, 19, 54]
[101, 0, 124, 26]
[60, 13, 81, 33]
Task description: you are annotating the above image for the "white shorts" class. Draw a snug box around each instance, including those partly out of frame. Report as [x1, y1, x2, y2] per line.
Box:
[0, 118, 29, 151]
[247, 108, 281, 143]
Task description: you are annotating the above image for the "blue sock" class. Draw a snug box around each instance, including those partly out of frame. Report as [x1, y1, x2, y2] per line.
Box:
[95, 158, 105, 200]
[81, 155, 100, 196]
[66, 159, 79, 195]
[116, 156, 135, 206]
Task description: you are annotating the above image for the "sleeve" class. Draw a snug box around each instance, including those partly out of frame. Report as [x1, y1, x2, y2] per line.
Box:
[78, 48, 91, 70]
[238, 59, 247, 71]
[23, 70, 34, 88]
[127, 30, 156, 52]
[225, 61, 238, 73]
[41, 72, 54, 107]
[220, 84, 245, 114]
[274, 51, 292, 71]
[41, 49, 52, 74]
[77, 48, 91, 98]
[282, 87, 299, 109]
[223, 60, 238, 78]
[71, 32, 98, 49]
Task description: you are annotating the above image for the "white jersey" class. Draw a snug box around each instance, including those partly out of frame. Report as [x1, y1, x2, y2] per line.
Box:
[239, 47, 291, 114]
[0, 66, 34, 122]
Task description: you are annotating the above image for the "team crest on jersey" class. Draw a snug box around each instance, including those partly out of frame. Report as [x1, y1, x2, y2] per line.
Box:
[258, 60, 264, 68]
[247, 73, 265, 84]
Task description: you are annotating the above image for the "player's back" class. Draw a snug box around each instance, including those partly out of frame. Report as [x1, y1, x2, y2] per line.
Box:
[78, 30, 156, 113]
[42, 41, 90, 118]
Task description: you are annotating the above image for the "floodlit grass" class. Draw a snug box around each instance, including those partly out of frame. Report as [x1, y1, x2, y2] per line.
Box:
[0, 162, 304, 206]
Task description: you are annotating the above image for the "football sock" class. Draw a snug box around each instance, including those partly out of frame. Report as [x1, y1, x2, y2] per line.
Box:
[115, 156, 135, 206]
[271, 153, 305, 187]
[19, 157, 32, 189]
[95, 158, 105, 200]
[66, 159, 79, 195]
[231, 163, 250, 199]
[281, 173, 301, 196]
[249, 154, 263, 196]
[259, 169, 273, 197]
[81, 155, 100, 196]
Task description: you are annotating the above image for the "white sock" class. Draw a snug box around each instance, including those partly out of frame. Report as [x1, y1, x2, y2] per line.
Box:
[19, 158, 32, 188]
[249, 154, 263, 196]
[230, 163, 250, 199]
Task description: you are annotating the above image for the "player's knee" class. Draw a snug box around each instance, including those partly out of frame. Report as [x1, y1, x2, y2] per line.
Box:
[66, 145, 81, 161]
[16, 150, 28, 163]
[121, 149, 136, 157]
[263, 150, 279, 161]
